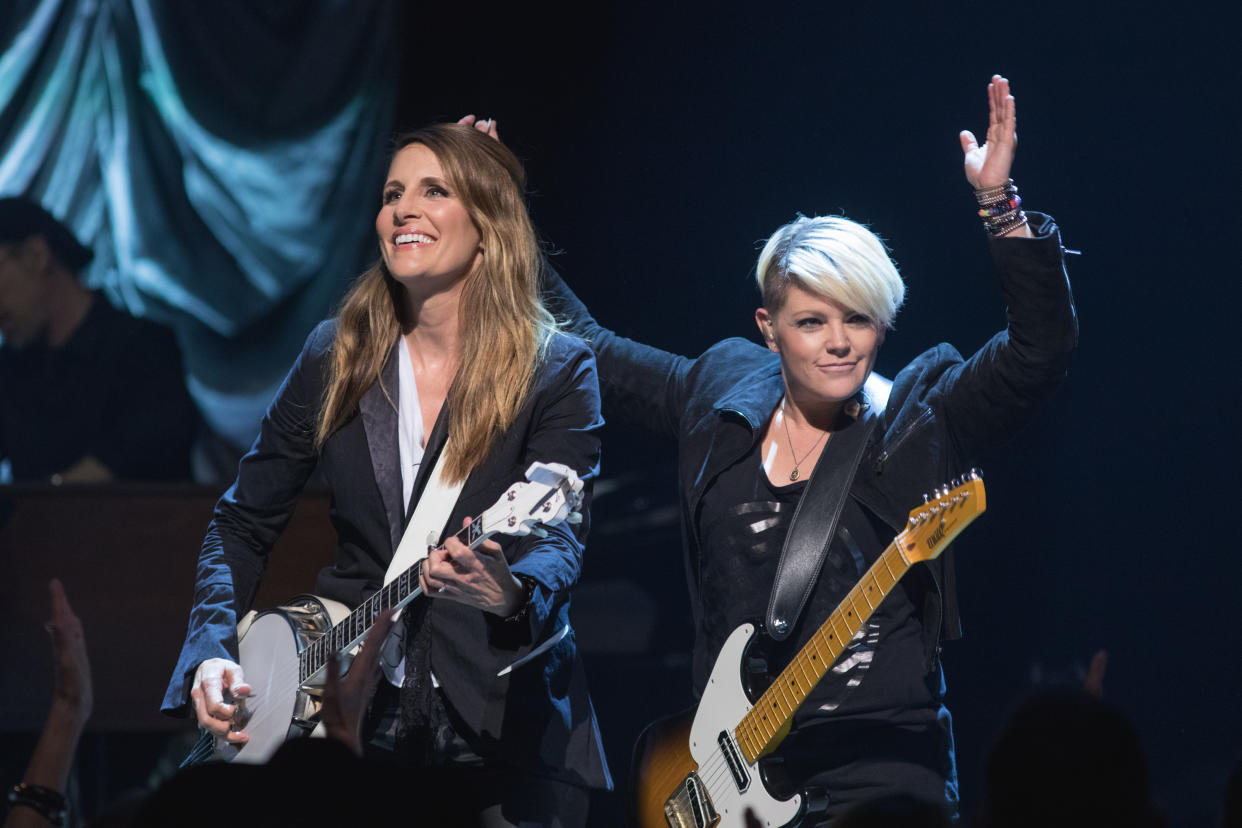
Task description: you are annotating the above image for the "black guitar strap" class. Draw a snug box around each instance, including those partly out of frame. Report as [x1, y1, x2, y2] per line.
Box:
[764, 396, 881, 642]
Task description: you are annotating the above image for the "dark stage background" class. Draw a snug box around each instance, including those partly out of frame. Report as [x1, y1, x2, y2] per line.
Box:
[2, 2, 1238, 826]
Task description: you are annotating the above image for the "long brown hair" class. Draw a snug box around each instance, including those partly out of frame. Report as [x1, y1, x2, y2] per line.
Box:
[315, 124, 554, 483]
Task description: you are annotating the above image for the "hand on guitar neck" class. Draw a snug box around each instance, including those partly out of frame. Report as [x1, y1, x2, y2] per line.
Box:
[420, 516, 528, 617]
[186, 462, 585, 765]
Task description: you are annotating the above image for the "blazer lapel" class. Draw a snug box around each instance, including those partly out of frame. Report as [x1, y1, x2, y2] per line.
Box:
[360, 339, 403, 553]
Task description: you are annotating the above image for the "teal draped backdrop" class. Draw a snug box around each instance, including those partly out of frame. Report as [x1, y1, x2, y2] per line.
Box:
[0, 0, 396, 452]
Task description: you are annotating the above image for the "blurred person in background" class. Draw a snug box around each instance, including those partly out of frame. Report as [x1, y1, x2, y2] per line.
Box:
[0, 197, 197, 485]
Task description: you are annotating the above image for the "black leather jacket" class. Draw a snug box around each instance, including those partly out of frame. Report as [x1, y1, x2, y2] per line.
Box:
[543, 212, 1077, 675]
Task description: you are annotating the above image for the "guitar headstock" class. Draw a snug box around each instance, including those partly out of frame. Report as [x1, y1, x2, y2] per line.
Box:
[899, 470, 987, 565]
[478, 462, 585, 539]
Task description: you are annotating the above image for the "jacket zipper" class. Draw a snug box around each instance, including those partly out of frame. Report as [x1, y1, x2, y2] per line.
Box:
[873, 406, 934, 475]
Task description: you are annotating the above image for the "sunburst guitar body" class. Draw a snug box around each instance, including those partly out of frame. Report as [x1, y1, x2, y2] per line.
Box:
[632, 472, 987, 828]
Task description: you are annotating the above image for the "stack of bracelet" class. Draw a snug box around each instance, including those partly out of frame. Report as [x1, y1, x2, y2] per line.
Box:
[7, 782, 67, 826]
[975, 178, 1028, 237]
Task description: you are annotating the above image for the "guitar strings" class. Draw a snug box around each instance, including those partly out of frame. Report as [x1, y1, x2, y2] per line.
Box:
[231, 648, 301, 758]
[235, 481, 581, 759]
[661, 487, 977, 819]
[246, 523, 474, 755]
[304, 513, 497, 677]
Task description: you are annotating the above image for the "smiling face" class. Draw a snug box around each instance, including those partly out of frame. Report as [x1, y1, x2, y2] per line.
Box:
[376, 143, 483, 296]
[756, 283, 885, 409]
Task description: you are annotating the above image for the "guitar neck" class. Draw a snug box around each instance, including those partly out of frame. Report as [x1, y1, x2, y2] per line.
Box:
[733, 533, 914, 764]
[298, 515, 492, 682]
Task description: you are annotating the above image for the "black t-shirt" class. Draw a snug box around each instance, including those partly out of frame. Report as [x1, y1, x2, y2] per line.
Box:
[0, 294, 198, 481]
[694, 436, 945, 731]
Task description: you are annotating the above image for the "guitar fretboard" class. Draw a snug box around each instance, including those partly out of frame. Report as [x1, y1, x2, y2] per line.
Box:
[733, 534, 912, 764]
[298, 519, 485, 683]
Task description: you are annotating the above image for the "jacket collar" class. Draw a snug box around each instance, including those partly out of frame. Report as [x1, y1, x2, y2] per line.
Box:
[359, 339, 403, 553]
[710, 355, 784, 429]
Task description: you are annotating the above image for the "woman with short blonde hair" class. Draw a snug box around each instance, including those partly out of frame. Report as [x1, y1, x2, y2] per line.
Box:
[547, 76, 1077, 822]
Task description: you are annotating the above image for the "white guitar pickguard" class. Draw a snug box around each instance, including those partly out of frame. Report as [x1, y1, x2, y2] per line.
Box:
[687, 623, 802, 828]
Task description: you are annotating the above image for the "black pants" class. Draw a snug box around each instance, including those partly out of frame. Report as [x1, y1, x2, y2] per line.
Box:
[777, 713, 958, 825]
[363, 682, 591, 827]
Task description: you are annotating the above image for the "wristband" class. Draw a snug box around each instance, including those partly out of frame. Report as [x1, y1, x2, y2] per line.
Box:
[974, 178, 1027, 237]
[502, 575, 539, 623]
[8, 782, 67, 827]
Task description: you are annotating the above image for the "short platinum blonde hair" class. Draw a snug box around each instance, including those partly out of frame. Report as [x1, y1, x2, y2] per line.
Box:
[756, 215, 905, 329]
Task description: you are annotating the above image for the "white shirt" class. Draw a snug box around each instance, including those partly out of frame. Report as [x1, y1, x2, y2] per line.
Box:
[396, 337, 425, 514]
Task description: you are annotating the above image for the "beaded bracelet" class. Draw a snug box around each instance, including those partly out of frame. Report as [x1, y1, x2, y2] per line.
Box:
[978, 195, 1021, 217]
[7, 782, 67, 827]
[973, 182, 1011, 202]
[974, 179, 1027, 237]
[983, 212, 1023, 238]
[502, 574, 538, 624]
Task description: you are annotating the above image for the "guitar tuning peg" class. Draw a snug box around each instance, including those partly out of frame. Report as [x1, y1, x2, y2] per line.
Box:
[922, 492, 930, 504]
[567, 511, 583, 524]
[530, 526, 548, 539]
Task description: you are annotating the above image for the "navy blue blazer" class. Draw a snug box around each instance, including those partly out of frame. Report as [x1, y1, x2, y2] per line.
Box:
[163, 321, 612, 789]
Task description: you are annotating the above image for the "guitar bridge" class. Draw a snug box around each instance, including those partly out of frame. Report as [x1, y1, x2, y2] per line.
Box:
[664, 772, 719, 828]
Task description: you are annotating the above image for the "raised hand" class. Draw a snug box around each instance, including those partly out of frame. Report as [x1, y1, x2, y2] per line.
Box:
[456, 114, 501, 143]
[1083, 649, 1108, 698]
[421, 516, 525, 616]
[47, 579, 91, 728]
[7, 583, 94, 828]
[959, 75, 1017, 190]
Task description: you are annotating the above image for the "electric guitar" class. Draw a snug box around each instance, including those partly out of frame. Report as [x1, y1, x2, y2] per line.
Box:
[192, 461, 584, 765]
[632, 471, 987, 828]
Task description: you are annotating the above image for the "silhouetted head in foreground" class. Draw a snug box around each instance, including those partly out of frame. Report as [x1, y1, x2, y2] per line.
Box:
[979, 689, 1164, 828]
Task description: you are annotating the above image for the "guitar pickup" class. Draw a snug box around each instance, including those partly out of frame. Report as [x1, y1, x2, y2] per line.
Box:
[718, 730, 751, 793]
[664, 772, 719, 828]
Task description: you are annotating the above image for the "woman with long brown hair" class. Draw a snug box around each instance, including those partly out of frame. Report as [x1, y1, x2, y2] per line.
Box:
[162, 121, 610, 825]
